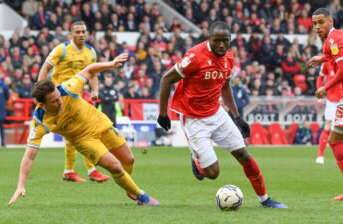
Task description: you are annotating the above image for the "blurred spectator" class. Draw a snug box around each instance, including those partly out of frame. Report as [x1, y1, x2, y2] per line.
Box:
[99, 74, 120, 126]
[281, 53, 302, 86]
[0, 73, 9, 147]
[295, 122, 312, 144]
[232, 76, 250, 117]
[124, 82, 140, 99]
[16, 74, 32, 98]
[21, 0, 39, 17]
[30, 5, 48, 30]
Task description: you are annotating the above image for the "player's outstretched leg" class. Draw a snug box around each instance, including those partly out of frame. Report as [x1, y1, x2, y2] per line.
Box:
[231, 148, 288, 209]
[98, 151, 159, 206]
[110, 144, 136, 200]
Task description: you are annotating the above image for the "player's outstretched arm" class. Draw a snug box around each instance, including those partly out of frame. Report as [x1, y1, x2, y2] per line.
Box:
[80, 53, 128, 80]
[8, 147, 39, 206]
[158, 67, 182, 131]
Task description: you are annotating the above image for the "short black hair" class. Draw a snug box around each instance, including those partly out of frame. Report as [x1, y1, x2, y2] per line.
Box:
[209, 21, 230, 36]
[32, 80, 56, 103]
[312, 8, 331, 17]
[71, 20, 87, 30]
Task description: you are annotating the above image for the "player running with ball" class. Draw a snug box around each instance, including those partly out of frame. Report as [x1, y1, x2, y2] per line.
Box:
[158, 21, 287, 208]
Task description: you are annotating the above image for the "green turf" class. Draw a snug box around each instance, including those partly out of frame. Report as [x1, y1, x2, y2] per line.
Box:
[0, 146, 342, 224]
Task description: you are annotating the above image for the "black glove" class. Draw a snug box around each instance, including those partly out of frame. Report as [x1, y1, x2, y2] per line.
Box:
[157, 115, 171, 131]
[229, 112, 250, 138]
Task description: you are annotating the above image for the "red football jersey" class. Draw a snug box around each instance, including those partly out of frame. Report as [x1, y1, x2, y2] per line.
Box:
[171, 41, 234, 118]
[323, 28, 343, 73]
[319, 62, 342, 102]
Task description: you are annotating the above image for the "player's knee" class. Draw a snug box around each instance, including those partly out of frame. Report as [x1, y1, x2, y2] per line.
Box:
[127, 155, 135, 165]
[204, 164, 220, 179]
[232, 148, 250, 163]
[206, 169, 219, 179]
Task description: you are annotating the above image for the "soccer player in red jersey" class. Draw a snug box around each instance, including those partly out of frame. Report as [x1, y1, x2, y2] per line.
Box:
[315, 62, 342, 165]
[158, 21, 287, 208]
[308, 8, 343, 201]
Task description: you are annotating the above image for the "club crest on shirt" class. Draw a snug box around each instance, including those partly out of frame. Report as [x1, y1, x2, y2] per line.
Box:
[329, 38, 339, 55]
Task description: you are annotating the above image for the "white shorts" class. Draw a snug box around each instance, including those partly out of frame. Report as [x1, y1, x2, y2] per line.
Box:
[181, 107, 246, 168]
[325, 100, 338, 121]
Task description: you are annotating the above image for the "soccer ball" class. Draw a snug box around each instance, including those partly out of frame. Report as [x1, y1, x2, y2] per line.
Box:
[215, 185, 243, 211]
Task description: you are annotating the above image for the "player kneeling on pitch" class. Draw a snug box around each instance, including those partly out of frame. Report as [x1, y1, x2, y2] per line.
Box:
[8, 53, 159, 206]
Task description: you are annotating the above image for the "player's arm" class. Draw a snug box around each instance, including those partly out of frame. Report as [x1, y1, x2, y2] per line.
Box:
[89, 47, 99, 100]
[221, 79, 239, 117]
[8, 120, 46, 206]
[89, 77, 99, 100]
[38, 61, 53, 81]
[8, 146, 39, 206]
[79, 53, 128, 81]
[316, 75, 324, 89]
[158, 51, 197, 130]
[316, 61, 343, 98]
[38, 44, 63, 81]
[307, 54, 326, 67]
[159, 67, 182, 116]
[324, 63, 343, 91]
[157, 67, 182, 131]
[222, 79, 250, 138]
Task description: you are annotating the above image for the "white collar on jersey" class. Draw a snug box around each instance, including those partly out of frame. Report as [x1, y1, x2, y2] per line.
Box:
[71, 40, 83, 51]
[207, 41, 212, 52]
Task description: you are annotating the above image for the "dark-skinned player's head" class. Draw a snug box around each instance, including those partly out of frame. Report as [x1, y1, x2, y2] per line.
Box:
[312, 8, 333, 40]
[208, 21, 231, 56]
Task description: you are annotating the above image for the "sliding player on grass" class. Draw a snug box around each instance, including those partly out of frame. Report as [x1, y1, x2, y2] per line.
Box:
[38, 20, 109, 183]
[8, 53, 159, 206]
[158, 21, 287, 208]
[308, 8, 343, 201]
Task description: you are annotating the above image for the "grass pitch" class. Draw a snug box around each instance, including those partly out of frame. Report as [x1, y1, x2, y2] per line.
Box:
[0, 146, 342, 224]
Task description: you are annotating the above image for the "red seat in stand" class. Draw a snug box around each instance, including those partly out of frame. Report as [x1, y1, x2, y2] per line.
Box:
[268, 123, 288, 145]
[249, 123, 269, 145]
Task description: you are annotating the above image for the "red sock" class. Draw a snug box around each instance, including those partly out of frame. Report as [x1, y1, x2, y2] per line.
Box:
[241, 157, 267, 196]
[329, 141, 343, 172]
[317, 130, 330, 157]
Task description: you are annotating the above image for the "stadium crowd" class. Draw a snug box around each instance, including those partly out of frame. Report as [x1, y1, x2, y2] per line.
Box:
[0, 0, 342, 110]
